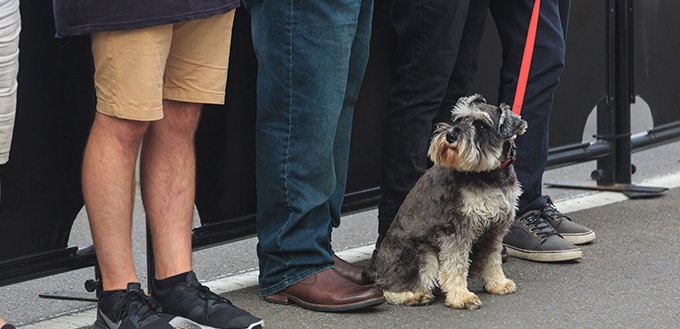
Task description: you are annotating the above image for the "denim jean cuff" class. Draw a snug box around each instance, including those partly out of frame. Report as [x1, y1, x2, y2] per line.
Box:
[518, 195, 547, 215]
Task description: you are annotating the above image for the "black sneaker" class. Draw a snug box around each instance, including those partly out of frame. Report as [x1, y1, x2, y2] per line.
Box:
[503, 210, 582, 262]
[93, 283, 173, 329]
[540, 196, 596, 245]
[1, 323, 16, 329]
[151, 271, 263, 329]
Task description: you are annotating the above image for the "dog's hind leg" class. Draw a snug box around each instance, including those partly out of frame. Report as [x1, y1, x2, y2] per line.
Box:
[438, 238, 481, 310]
[383, 253, 438, 306]
[384, 291, 434, 306]
[481, 249, 516, 295]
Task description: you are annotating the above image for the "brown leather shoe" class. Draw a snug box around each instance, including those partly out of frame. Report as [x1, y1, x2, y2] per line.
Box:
[332, 254, 365, 285]
[263, 268, 385, 312]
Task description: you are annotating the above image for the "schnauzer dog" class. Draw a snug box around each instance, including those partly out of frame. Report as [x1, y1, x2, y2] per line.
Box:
[363, 94, 527, 310]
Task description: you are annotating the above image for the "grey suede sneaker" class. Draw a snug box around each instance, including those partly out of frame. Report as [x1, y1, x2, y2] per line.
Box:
[93, 283, 173, 329]
[503, 210, 582, 262]
[540, 196, 596, 245]
[151, 271, 263, 329]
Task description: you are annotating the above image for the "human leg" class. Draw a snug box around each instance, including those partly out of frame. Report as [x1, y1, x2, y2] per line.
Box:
[378, 0, 472, 238]
[83, 112, 149, 290]
[84, 113, 179, 329]
[246, 0, 384, 310]
[437, 0, 490, 122]
[248, 0, 362, 293]
[0, 0, 19, 165]
[87, 23, 194, 329]
[136, 12, 262, 328]
[140, 100, 200, 280]
[492, 0, 591, 260]
[490, 0, 569, 214]
[325, 0, 375, 282]
[328, 0, 374, 233]
[142, 11, 235, 280]
[86, 22, 179, 329]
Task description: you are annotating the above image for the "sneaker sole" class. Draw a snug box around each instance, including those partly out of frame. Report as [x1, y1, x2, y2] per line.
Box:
[503, 244, 582, 262]
[168, 316, 264, 329]
[561, 231, 596, 245]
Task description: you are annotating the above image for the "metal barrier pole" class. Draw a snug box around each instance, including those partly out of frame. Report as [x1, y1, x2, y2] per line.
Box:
[611, 0, 633, 185]
[596, 0, 632, 186]
[546, 0, 666, 198]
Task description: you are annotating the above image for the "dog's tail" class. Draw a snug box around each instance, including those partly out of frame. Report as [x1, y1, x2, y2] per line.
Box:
[361, 264, 379, 284]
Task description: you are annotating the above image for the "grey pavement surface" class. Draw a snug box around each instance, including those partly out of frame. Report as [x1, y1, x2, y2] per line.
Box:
[228, 187, 680, 329]
[1, 109, 679, 327]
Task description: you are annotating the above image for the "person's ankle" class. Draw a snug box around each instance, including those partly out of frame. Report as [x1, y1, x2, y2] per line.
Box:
[154, 270, 191, 292]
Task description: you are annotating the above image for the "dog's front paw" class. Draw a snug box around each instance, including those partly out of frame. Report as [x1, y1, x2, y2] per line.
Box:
[445, 291, 481, 310]
[485, 278, 517, 295]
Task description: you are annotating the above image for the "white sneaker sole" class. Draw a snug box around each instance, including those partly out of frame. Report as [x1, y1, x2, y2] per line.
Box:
[503, 244, 583, 262]
[168, 316, 264, 329]
[561, 231, 596, 245]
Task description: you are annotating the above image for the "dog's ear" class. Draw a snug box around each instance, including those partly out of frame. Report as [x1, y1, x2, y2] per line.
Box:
[498, 104, 527, 140]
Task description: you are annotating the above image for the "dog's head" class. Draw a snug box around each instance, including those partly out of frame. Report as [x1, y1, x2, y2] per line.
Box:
[428, 94, 527, 172]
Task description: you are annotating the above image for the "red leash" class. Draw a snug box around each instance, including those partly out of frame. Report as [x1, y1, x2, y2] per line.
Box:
[511, 0, 541, 116]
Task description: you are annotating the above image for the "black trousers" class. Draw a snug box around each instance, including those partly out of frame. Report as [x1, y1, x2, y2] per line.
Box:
[378, 0, 489, 236]
[378, 0, 570, 236]
[490, 0, 570, 214]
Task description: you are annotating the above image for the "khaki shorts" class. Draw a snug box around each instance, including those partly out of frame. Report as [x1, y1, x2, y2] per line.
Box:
[91, 10, 235, 121]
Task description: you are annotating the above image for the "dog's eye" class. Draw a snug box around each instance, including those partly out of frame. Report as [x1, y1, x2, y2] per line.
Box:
[474, 121, 488, 132]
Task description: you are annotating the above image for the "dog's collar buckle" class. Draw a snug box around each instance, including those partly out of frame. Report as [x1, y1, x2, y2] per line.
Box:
[495, 141, 517, 171]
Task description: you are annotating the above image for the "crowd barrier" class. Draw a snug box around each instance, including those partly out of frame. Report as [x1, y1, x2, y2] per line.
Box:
[1, 0, 678, 294]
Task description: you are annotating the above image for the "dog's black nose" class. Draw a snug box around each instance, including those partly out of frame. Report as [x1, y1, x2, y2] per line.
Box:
[446, 131, 456, 144]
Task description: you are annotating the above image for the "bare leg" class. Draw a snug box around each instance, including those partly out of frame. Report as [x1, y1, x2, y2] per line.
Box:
[141, 100, 202, 280]
[82, 113, 149, 290]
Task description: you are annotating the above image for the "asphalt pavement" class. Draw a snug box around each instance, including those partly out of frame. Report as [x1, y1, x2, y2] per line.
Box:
[2, 138, 679, 328]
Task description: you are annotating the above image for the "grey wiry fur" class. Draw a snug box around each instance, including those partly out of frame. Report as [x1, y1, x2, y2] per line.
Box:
[363, 94, 527, 309]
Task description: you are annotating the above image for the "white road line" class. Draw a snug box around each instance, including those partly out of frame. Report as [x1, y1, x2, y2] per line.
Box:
[24, 171, 680, 328]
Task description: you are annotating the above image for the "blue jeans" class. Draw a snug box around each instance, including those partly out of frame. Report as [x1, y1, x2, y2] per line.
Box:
[244, 0, 374, 296]
[490, 0, 570, 214]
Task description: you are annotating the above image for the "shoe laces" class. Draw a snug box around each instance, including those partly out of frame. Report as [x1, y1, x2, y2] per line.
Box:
[541, 196, 572, 222]
[519, 213, 559, 241]
[196, 285, 233, 323]
[115, 289, 160, 323]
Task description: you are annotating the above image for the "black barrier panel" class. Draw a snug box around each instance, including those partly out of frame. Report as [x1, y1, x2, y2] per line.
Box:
[0, 2, 94, 260]
[633, 1, 680, 127]
[194, 8, 257, 229]
[344, 0, 396, 209]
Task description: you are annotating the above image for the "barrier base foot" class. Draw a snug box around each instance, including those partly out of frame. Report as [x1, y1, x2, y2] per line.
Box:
[39, 291, 97, 302]
[545, 181, 668, 199]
